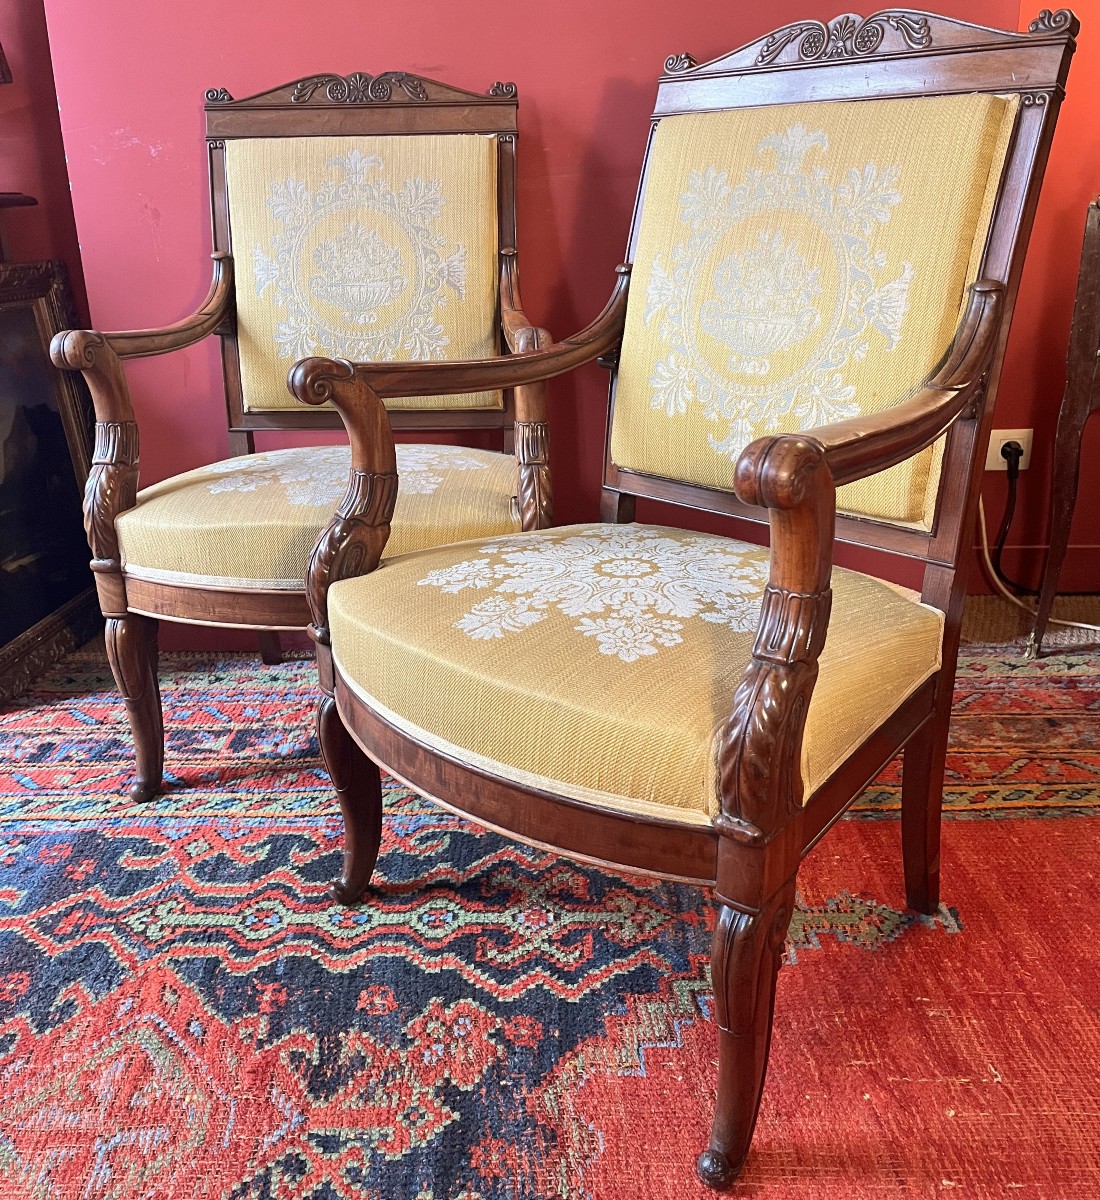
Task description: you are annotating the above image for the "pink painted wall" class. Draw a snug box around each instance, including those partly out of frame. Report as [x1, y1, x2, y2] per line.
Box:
[984, 0, 1100, 594]
[42, 0, 1053, 646]
[0, 0, 84, 312]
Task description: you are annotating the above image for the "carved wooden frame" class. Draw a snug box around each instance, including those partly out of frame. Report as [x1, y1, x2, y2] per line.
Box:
[0, 260, 99, 702]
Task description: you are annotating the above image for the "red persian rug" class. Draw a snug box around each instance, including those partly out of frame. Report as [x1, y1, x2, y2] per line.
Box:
[0, 645, 1097, 1198]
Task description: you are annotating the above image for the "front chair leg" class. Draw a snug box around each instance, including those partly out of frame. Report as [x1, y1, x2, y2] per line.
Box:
[318, 695, 383, 905]
[104, 614, 163, 803]
[698, 880, 796, 1189]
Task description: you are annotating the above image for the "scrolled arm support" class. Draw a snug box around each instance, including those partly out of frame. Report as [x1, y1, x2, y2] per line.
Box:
[292, 358, 399, 647]
[717, 437, 836, 850]
[713, 282, 1003, 853]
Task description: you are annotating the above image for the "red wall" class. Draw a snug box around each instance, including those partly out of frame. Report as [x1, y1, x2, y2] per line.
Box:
[0, 0, 84, 312]
[42, 0, 1063, 646]
[986, 0, 1100, 593]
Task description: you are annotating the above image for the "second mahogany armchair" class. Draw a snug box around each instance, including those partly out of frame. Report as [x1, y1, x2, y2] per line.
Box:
[51, 72, 551, 803]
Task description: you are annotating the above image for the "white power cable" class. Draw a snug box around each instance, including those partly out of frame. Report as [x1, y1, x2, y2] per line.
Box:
[976, 495, 1100, 653]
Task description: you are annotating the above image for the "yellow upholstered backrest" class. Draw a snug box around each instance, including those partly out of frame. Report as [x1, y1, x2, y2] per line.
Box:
[611, 93, 1018, 527]
[226, 134, 501, 412]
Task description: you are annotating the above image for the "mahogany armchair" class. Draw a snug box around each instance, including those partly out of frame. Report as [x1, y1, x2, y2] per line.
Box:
[291, 10, 1074, 1188]
[50, 73, 551, 803]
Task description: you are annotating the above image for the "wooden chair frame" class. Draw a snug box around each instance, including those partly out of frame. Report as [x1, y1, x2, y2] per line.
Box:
[295, 11, 1073, 1187]
[50, 71, 551, 803]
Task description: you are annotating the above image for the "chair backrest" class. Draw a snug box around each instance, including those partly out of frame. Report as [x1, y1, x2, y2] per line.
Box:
[602, 10, 1076, 586]
[204, 72, 520, 439]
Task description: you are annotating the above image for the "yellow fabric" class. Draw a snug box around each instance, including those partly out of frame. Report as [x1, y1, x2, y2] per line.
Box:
[611, 94, 1019, 528]
[117, 445, 520, 590]
[328, 523, 944, 822]
[226, 135, 502, 412]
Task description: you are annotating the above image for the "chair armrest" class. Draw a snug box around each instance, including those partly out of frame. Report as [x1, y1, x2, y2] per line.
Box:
[291, 264, 632, 406]
[799, 280, 1003, 488]
[51, 253, 234, 368]
[712, 281, 1002, 864]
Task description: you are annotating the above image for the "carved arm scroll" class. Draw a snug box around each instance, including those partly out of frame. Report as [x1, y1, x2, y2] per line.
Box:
[716, 437, 836, 851]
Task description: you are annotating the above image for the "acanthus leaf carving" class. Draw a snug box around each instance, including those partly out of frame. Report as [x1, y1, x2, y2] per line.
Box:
[514, 420, 553, 531]
[306, 469, 399, 637]
[715, 584, 833, 840]
[755, 12, 932, 65]
[291, 71, 429, 104]
[84, 420, 140, 569]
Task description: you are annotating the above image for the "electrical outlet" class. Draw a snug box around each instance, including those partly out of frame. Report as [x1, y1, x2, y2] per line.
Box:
[985, 427, 1033, 471]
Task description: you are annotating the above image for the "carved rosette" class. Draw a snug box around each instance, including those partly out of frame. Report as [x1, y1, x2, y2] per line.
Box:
[306, 470, 399, 638]
[514, 420, 553, 530]
[756, 12, 932, 65]
[291, 71, 428, 104]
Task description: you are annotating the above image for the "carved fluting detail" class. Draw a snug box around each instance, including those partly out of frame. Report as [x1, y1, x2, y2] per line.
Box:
[756, 12, 931, 65]
[307, 470, 399, 636]
[1028, 8, 1075, 34]
[205, 87, 233, 103]
[291, 72, 428, 104]
[715, 585, 833, 840]
[710, 889, 794, 1034]
[697, 880, 797, 1187]
[84, 421, 140, 569]
[664, 52, 698, 73]
[515, 420, 552, 530]
[751, 584, 832, 665]
[489, 82, 517, 98]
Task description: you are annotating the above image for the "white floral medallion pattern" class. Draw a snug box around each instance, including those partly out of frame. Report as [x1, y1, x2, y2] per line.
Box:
[418, 527, 770, 663]
[255, 150, 467, 361]
[203, 445, 491, 506]
[644, 123, 913, 459]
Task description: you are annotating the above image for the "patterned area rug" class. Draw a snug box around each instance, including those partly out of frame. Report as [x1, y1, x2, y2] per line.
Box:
[0, 645, 1097, 1198]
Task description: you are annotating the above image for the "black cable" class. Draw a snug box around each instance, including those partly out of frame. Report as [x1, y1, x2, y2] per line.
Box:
[991, 440, 1039, 596]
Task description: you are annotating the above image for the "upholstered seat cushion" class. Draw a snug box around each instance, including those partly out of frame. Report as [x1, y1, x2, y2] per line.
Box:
[328, 523, 944, 825]
[116, 444, 520, 589]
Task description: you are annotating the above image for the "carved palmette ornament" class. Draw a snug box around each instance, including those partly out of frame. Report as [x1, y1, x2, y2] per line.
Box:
[756, 12, 932, 64]
[291, 71, 428, 104]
